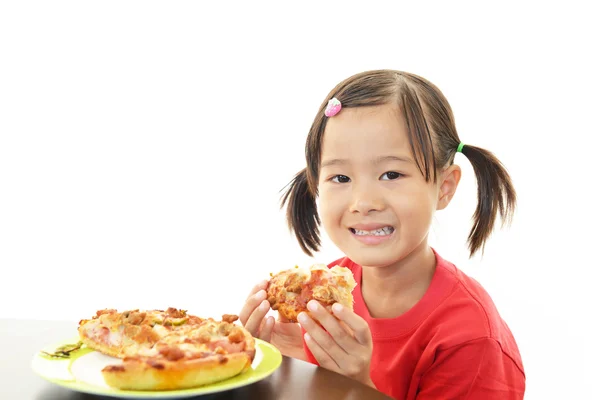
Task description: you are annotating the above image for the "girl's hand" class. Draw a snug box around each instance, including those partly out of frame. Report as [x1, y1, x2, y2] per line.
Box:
[239, 280, 306, 360]
[298, 300, 375, 387]
[239, 280, 275, 342]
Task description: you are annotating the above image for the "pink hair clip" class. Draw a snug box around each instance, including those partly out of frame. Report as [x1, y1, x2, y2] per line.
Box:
[324, 97, 342, 117]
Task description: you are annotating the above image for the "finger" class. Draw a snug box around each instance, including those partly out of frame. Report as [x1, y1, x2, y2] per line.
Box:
[298, 310, 350, 366]
[258, 316, 275, 342]
[305, 301, 360, 354]
[245, 299, 270, 332]
[245, 280, 268, 301]
[304, 332, 340, 372]
[239, 289, 267, 325]
[243, 300, 270, 336]
[273, 318, 301, 337]
[331, 303, 372, 346]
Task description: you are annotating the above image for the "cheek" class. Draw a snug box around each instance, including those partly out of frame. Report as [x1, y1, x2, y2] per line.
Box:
[317, 187, 344, 226]
[392, 189, 436, 225]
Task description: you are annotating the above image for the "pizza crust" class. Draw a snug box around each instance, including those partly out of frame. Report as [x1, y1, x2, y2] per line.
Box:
[102, 352, 253, 391]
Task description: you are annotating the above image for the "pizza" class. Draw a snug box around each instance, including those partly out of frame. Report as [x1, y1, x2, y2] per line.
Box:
[76, 307, 256, 391]
[266, 264, 357, 322]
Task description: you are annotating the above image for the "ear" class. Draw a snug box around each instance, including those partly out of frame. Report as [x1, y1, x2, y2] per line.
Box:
[436, 164, 461, 210]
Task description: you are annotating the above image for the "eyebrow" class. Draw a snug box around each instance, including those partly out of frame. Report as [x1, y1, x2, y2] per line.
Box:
[320, 155, 413, 168]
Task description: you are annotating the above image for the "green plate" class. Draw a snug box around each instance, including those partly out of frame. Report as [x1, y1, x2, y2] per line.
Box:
[31, 336, 282, 398]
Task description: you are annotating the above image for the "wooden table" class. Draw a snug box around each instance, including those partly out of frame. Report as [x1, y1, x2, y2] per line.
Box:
[1, 318, 392, 399]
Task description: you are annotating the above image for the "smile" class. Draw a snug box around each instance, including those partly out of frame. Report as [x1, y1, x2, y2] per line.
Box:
[350, 226, 395, 236]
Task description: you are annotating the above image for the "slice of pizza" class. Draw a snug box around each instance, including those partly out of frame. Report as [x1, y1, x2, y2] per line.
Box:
[266, 264, 357, 322]
[101, 314, 256, 391]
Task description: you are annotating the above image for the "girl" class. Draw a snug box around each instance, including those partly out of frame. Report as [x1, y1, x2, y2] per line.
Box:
[239, 70, 525, 399]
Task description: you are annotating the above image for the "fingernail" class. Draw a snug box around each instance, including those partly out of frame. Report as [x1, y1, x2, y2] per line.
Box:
[332, 303, 343, 314]
[254, 290, 265, 300]
[304, 332, 311, 341]
[307, 301, 318, 312]
[260, 300, 270, 310]
[298, 312, 308, 324]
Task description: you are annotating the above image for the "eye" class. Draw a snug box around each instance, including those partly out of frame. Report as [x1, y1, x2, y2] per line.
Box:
[381, 171, 403, 181]
[331, 175, 351, 183]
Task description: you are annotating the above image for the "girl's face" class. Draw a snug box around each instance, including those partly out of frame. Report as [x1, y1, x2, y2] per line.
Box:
[317, 103, 459, 268]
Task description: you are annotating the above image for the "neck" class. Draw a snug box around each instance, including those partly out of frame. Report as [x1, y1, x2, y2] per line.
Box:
[360, 241, 436, 318]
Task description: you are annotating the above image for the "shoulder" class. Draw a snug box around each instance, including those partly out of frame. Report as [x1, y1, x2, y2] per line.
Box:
[419, 336, 526, 398]
[435, 254, 506, 338]
[429, 251, 524, 374]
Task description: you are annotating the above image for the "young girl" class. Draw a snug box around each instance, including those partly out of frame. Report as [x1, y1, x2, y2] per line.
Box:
[239, 70, 525, 399]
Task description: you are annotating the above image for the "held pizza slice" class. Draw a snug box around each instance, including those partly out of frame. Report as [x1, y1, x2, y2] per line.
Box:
[266, 264, 357, 322]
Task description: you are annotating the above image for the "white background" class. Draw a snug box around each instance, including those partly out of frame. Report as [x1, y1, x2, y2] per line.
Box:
[1, 1, 598, 399]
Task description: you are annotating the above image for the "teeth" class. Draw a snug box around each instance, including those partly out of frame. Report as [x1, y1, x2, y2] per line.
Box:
[353, 227, 394, 236]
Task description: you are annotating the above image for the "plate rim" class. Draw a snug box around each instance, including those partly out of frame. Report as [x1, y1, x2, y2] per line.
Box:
[31, 336, 282, 399]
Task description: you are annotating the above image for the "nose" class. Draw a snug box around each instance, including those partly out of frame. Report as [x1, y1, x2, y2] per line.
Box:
[349, 184, 385, 215]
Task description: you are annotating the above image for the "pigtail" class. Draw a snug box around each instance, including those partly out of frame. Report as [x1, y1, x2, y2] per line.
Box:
[279, 169, 321, 256]
[460, 145, 516, 257]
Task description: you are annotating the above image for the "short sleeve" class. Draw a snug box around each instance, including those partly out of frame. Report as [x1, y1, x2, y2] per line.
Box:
[417, 337, 525, 400]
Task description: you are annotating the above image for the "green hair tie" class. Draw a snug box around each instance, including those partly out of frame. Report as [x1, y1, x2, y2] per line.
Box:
[457, 142, 465, 153]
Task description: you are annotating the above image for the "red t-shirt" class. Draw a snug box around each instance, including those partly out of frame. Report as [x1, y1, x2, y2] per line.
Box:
[303, 249, 526, 399]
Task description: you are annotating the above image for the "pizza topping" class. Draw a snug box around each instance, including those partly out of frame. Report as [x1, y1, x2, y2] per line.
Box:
[163, 317, 188, 327]
[218, 322, 233, 336]
[165, 307, 187, 318]
[158, 345, 185, 361]
[86, 323, 124, 347]
[41, 341, 83, 359]
[227, 327, 245, 343]
[127, 324, 160, 346]
[96, 309, 117, 318]
[209, 339, 246, 354]
[147, 360, 165, 369]
[182, 336, 202, 345]
[222, 314, 239, 323]
[283, 270, 307, 293]
[189, 330, 212, 344]
[124, 311, 146, 325]
[301, 269, 331, 306]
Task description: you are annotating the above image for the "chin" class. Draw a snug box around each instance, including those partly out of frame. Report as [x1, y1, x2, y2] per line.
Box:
[342, 247, 404, 268]
[337, 236, 425, 268]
